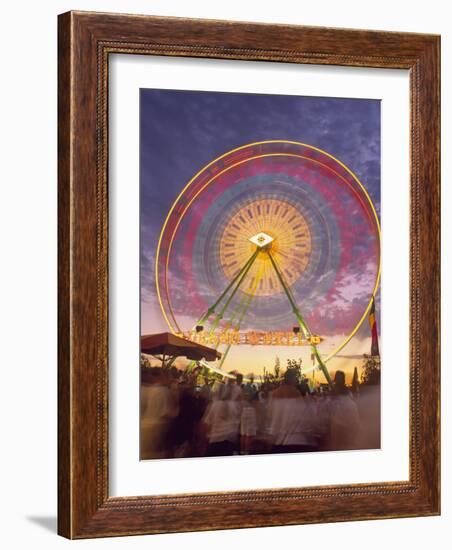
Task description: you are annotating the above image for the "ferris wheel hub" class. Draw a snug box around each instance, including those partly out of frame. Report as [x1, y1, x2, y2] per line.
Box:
[249, 232, 274, 248]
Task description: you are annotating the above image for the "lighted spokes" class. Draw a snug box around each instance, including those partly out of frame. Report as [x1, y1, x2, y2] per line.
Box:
[219, 198, 311, 296]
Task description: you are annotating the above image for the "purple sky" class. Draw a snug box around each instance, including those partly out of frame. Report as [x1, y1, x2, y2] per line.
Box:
[140, 89, 380, 339]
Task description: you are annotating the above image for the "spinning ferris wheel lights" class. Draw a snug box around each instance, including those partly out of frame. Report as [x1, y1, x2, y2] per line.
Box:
[156, 141, 380, 382]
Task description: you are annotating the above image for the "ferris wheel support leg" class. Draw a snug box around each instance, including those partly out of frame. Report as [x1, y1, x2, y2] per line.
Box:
[196, 250, 259, 327]
[185, 250, 259, 374]
[266, 249, 334, 389]
[310, 345, 334, 389]
[217, 272, 260, 370]
[208, 249, 258, 333]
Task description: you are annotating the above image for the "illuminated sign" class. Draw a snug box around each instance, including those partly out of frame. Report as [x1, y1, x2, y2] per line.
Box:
[178, 330, 322, 346]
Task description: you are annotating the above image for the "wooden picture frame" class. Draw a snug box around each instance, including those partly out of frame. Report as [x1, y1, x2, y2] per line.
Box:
[58, 10, 440, 539]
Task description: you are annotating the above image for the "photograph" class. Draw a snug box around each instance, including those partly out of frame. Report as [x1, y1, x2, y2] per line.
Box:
[139, 89, 382, 461]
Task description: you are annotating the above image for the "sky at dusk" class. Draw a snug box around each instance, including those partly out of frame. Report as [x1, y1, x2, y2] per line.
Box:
[140, 89, 381, 381]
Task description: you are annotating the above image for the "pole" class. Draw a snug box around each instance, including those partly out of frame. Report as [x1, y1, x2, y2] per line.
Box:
[207, 248, 259, 333]
[196, 249, 259, 326]
[185, 249, 259, 373]
[217, 262, 264, 369]
[266, 249, 333, 389]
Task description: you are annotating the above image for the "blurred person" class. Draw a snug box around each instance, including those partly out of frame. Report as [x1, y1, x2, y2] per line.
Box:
[211, 378, 224, 400]
[297, 392, 322, 452]
[229, 372, 244, 399]
[228, 372, 244, 452]
[311, 390, 332, 451]
[140, 367, 177, 459]
[327, 370, 361, 450]
[202, 383, 240, 456]
[243, 374, 258, 401]
[240, 393, 258, 454]
[266, 369, 306, 453]
[200, 376, 213, 402]
[355, 383, 381, 449]
[170, 377, 207, 458]
[253, 388, 271, 452]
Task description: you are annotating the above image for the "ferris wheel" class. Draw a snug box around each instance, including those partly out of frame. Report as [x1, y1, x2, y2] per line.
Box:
[155, 141, 380, 385]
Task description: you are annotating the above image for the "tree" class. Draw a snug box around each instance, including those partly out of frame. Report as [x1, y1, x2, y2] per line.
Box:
[286, 357, 304, 384]
[360, 354, 381, 386]
[260, 356, 282, 391]
[351, 366, 360, 393]
[140, 354, 150, 368]
[274, 356, 280, 379]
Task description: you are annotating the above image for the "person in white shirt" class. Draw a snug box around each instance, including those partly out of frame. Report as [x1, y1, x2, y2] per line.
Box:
[267, 369, 313, 453]
[202, 383, 240, 456]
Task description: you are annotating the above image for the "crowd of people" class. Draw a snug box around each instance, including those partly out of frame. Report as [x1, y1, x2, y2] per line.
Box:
[140, 364, 373, 460]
